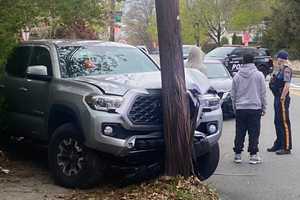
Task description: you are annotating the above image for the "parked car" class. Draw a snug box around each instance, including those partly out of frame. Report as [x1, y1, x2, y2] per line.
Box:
[205, 46, 273, 77]
[204, 60, 234, 118]
[0, 40, 222, 188]
[149, 45, 205, 61]
[183, 45, 205, 60]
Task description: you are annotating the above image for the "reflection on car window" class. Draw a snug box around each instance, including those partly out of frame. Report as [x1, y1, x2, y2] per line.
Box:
[29, 47, 53, 75]
[57, 46, 158, 78]
[258, 49, 269, 56]
[205, 63, 230, 79]
[232, 48, 245, 56]
[6, 46, 32, 77]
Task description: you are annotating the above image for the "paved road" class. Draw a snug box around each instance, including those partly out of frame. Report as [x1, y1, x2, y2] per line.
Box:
[207, 78, 300, 200]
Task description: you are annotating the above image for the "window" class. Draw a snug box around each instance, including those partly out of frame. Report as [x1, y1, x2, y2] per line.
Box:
[205, 63, 230, 79]
[29, 47, 53, 75]
[246, 48, 259, 56]
[258, 49, 270, 56]
[5, 46, 32, 77]
[232, 48, 246, 56]
[57, 46, 158, 78]
[232, 48, 259, 57]
[205, 47, 235, 59]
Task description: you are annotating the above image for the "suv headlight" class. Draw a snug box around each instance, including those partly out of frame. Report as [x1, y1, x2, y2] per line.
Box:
[199, 94, 220, 111]
[85, 94, 123, 112]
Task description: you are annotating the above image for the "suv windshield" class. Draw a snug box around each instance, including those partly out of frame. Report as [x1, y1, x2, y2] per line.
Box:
[205, 63, 230, 79]
[206, 47, 235, 58]
[183, 46, 192, 55]
[57, 46, 158, 78]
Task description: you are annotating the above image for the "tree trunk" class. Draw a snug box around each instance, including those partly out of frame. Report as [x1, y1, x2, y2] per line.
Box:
[155, 0, 193, 177]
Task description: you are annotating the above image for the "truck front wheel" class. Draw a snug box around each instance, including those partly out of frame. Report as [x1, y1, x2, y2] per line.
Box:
[194, 142, 220, 180]
[48, 123, 105, 188]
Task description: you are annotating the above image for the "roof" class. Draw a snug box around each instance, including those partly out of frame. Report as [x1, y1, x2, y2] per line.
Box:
[22, 40, 135, 48]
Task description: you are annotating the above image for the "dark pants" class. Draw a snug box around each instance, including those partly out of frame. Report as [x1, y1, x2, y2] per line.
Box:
[273, 96, 292, 150]
[233, 109, 262, 155]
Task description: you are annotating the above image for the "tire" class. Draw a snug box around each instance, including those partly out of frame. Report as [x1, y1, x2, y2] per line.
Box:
[48, 123, 105, 188]
[194, 142, 220, 180]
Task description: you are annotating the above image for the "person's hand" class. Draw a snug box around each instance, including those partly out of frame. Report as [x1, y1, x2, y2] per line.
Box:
[280, 96, 286, 101]
[261, 111, 266, 116]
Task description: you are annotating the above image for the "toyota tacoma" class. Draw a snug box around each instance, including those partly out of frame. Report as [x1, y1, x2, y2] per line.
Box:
[0, 40, 222, 188]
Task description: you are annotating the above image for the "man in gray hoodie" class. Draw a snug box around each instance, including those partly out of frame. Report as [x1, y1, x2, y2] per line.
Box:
[231, 53, 267, 164]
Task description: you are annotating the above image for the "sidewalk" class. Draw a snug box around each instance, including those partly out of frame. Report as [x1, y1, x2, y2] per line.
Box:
[291, 60, 300, 76]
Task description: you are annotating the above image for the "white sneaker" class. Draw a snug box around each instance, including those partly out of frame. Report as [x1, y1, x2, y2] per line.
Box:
[234, 154, 242, 163]
[249, 154, 262, 164]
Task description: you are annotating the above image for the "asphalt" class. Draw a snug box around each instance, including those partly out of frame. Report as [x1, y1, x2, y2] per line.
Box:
[207, 78, 300, 200]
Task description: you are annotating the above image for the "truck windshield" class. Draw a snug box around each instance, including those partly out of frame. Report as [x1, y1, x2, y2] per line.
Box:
[57, 46, 159, 78]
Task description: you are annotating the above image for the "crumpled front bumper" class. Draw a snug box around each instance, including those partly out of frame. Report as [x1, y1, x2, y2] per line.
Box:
[83, 90, 222, 164]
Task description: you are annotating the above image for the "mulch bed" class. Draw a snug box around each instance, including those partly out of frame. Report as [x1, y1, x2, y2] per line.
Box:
[64, 176, 219, 200]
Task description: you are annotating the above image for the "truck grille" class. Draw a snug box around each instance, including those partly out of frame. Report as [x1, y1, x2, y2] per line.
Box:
[128, 95, 163, 125]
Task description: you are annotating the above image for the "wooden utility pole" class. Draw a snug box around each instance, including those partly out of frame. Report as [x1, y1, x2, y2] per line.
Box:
[109, 0, 116, 41]
[155, 0, 193, 177]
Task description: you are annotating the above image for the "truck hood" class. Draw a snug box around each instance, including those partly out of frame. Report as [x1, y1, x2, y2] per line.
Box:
[208, 78, 232, 93]
[74, 69, 210, 96]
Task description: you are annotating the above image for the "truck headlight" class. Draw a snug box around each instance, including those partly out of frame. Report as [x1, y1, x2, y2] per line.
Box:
[85, 94, 123, 112]
[199, 94, 220, 111]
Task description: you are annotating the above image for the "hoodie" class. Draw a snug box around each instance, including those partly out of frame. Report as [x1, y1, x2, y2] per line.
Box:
[231, 63, 267, 112]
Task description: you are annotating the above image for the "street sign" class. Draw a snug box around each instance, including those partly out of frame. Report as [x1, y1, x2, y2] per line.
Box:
[115, 11, 122, 23]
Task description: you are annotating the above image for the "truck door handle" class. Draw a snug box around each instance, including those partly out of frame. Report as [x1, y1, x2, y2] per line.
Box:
[19, 87, 29, 92]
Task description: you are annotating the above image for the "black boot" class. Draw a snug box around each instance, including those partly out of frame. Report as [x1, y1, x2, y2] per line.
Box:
[267, 146, 279, 152]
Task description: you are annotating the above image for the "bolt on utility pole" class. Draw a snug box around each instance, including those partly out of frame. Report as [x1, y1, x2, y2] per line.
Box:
[155, 0, 193, 177]
[109, 0, 116, 41]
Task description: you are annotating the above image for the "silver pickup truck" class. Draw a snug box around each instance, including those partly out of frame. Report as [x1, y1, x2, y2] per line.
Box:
[0, 40, 222, 188]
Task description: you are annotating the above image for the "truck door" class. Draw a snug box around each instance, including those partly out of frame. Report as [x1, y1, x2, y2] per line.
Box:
[23, 46, 52, 140]
[2, 46, 33, 135]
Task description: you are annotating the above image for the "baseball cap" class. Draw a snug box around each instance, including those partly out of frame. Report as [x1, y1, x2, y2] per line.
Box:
[277, 50, 289, 60]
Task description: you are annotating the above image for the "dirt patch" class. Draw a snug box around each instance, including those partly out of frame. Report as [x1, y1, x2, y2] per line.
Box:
[0, 140, 218, 200]
[0, 141, 72, 200]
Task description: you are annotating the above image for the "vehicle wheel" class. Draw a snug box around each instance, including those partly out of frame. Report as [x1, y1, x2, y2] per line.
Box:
[194, 143, 220, 180]
[49, 123, 105, 188]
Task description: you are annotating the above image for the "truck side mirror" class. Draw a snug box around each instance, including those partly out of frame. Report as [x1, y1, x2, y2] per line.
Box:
[26, 65, 51, 81]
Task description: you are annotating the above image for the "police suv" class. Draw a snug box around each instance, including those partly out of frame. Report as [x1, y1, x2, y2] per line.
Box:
[205, 46, 273, 77]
